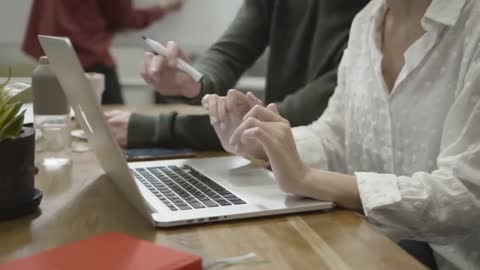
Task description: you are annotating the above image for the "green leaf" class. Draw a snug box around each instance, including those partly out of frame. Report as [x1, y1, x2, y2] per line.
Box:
[0, 67, 12, 90]
[0, 110, 25, 141]
[4, 83, 32, 103]
[0, 67, 26, 141]
[0, 67, 14, 109]
[0, 93, 7, 113]
[0, 102, 21, 130]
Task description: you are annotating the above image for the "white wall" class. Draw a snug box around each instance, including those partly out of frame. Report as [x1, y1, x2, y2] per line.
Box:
[0, 1, 32, 46]
[114, 0, 242, 48]
[0, 0, 242, 47]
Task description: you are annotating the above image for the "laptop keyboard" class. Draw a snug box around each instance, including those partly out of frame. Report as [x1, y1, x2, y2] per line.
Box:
[131, 165, 246, 211]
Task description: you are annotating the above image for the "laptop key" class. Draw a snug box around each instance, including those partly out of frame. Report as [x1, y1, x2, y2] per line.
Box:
[216, 200, 232, 206]
[190, 203, 206, 209]
[204, 201, 219, 207]
[230, 199, 247, 205]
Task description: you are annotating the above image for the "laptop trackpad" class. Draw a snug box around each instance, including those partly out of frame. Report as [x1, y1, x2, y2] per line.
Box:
[227, 163, 276, 187]
[186, 156, 277, 188]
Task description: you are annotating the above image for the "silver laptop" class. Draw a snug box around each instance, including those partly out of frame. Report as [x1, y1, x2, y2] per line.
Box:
[39, 35, 334, 227]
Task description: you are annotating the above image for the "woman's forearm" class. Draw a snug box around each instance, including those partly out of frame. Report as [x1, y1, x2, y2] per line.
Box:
[299, 169, 363, 211]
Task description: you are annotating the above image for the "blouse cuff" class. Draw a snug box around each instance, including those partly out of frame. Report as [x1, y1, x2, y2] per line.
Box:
[355, 172, 402, 216]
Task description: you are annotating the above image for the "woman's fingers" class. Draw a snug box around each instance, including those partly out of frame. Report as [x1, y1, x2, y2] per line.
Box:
[229, 116, 261, 146]
[243, 104, 286, 124]
[242, 126, 269, 146]
[217, 97, 228, 130]
[206, 94, 220, 125]
[240, 121, 285, 158]
[230, 102, 289, 146]
[202, 94, 222, 125]
[201, 94, 210, 109]
[267, 103, 279, 114]
[226, 89, 248, 112]
[246, 92, 263, 107]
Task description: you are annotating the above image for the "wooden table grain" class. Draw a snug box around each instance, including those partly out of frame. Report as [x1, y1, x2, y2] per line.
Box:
[0, 105, 427, 269]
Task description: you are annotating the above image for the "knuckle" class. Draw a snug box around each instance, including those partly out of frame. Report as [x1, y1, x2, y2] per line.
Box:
[253, 104, 262, 111]
[206, 94, 218, 103]
[252, 127, 262, 136]
[249, 105, 261, 116]
[227, 89, 235, 96]
[246, 117, 257, 125]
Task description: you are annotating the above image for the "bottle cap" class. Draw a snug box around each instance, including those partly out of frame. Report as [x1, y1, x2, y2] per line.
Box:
[39, 56, 49, 65]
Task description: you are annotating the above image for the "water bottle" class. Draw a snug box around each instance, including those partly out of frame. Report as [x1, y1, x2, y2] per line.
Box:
[32, 56, 72, 168]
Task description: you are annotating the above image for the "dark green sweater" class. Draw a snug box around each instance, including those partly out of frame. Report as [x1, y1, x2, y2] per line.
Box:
[128, 0, 368, 149]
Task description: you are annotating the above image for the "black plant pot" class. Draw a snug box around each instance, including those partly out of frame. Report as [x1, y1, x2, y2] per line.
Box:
[0, 127, 41, 220]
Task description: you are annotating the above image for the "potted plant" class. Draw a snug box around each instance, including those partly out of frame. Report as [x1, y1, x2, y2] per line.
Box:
[0, 69, 41, 220]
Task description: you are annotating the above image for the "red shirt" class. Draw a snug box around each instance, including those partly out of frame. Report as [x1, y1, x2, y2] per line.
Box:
[22, 0, 166, 68]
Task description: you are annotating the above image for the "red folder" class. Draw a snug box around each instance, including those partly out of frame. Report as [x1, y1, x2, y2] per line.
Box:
[0, 232, 202, 270]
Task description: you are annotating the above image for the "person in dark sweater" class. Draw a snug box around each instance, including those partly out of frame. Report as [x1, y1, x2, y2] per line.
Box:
[106, 0, 368, 148]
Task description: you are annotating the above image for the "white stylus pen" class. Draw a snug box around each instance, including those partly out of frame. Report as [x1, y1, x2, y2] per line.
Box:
[142, 36, 204, 82]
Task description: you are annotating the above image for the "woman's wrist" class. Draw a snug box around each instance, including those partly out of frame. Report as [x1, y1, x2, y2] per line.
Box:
[297, 168, 335, 201]
[296, 169, 362, 211]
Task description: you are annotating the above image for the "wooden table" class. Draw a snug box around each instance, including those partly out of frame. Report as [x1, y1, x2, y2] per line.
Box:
[0, 105, 427, 269]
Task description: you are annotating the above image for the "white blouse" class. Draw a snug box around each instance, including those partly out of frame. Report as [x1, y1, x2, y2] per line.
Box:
[292, 0, 480, 269]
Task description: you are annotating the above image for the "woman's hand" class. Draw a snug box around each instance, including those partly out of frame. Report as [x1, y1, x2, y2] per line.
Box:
[232, 105, 362, 208]
[230, 104, 311, 194]
[204, 94, 362, 206]
[202, 90, 266, 160]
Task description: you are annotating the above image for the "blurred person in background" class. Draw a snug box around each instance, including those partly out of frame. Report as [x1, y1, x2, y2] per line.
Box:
[22, 0, 183, 104]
